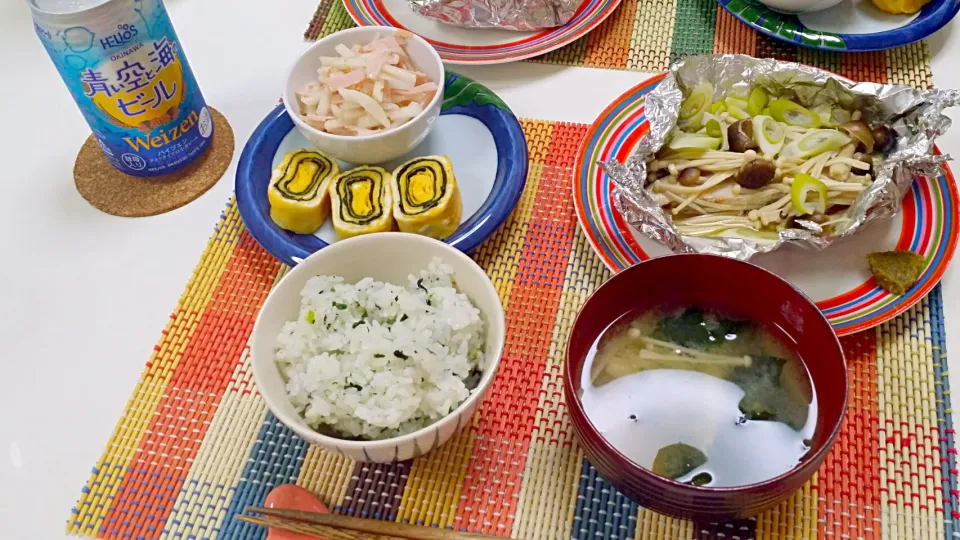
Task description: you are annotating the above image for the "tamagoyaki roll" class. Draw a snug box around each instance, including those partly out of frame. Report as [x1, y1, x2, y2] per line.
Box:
[267, 149, 339, 234]
[391, 155, 462, 240]
[329, 166, 395, 239]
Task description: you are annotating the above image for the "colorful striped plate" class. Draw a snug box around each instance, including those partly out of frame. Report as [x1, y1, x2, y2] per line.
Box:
[342, 0, 622, 64]
[236, 73, 527, 266]
[573, 74, 959, 336]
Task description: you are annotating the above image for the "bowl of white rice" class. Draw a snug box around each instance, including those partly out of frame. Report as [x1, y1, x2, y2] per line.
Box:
[250, 232, 505, 462]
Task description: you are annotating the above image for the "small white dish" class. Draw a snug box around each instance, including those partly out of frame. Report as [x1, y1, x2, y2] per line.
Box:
[250, 233, 506, 462]
[283, 26, 444, 164]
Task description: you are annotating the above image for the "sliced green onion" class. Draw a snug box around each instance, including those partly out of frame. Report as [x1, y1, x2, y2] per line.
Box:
[768, 99, 822, 128]
[831, 108, 852, 126]
[305, 310, 315, 324]
[725, 97, 749, 110]
[668, 132, 722, 151]
[726, 103, 750, 120]
[708, 228, 780, 242]
[734, 228, 780, 241]
[747, 87, 769, 116]
[679, 82, 714, 130]
[791, 173, 828, 215]
[705, 117, 723, 138]
[811, 104, 833, 126]
[761, 107, 772, 116]
[780, 129, 852, 160]
[752, 115, 785, 156]
[709, 101, 727, 114]
[811, 104, 852, 127]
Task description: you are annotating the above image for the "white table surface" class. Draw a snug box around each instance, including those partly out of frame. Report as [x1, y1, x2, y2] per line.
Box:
[0, 0, 957, 537]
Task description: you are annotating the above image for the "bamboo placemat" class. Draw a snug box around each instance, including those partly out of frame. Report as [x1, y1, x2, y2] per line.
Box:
[304, 0, 933, 87]
[67, 117, 958, 539]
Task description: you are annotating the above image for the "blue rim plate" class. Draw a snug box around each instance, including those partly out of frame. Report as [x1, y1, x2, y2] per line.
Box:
[236, 72, 528, 266]
[719, 0, 960, 52]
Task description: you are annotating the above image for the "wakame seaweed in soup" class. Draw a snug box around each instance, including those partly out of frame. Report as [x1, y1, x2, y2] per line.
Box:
[580, 307, 816, 487]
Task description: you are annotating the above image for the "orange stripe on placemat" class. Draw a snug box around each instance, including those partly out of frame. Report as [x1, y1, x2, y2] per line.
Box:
[839, 52, 888, 84]
[453, 128, 582, 535]
[713, 7, 756, 55]
[582, 0, 638, 69]
[97, 232, 280, 539]
[818, 331, 881, 538]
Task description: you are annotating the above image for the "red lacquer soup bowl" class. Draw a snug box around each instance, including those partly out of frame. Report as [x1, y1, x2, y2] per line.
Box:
[564, 254, 847, 520]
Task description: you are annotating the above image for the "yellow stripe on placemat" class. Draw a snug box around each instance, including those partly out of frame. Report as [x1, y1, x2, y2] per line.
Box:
[627, 0, 677, 72]
[886, 41, 934, 89]
[755, 479, 817, 539]
[394, 428, 474, 527]
[162, 350, 270, 538]
[635, 508, 693, 539]
[297, 448, 355, 511]
[68, 202, 246, 535]
[877, 297, 944, 540]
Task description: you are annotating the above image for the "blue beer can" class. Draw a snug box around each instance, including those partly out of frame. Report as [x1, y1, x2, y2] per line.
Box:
[30, 0, 214, 177]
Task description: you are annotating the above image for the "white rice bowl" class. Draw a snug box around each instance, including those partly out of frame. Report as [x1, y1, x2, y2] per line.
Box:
[275, 258, 485, 440]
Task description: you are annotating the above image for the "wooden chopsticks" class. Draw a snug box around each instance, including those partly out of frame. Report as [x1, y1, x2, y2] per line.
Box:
[240, 506, 503, 540]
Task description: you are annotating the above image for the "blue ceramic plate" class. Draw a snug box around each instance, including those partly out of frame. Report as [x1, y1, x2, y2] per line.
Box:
[236, 73, 527, 266]
[719, 0, 960, 52]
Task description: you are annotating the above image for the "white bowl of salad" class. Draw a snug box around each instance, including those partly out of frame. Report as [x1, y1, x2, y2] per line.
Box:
[284, 26, 444, 164]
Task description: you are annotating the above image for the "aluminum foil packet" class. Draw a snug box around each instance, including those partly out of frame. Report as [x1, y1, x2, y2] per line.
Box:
[601, 54, 959, 261]
[407, 0, 583, 30]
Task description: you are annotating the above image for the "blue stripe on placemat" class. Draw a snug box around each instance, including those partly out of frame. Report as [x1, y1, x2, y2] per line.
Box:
[929, 285, 958, 539]
[218, 413, 310, 539]
[571, 458, 639, 539]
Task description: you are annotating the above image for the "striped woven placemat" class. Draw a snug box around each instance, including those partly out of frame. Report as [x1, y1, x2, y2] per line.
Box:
[67, 117, 958, 539]
[304, 0, 933, 85]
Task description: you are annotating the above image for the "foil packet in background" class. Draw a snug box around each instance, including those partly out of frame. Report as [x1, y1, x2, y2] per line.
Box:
[601, 54, 959, 261]
[408, 0, 584, 30]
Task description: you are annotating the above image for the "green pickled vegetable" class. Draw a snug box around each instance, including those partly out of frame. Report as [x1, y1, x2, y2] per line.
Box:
[780, 129, 852, 160]
[866, 250, 926, 295]
[668, 132, 721, 151]
[680, 82, 714, 130]
[752, 115, 785, 156]
[791, 173, 827, 215]
[768, 99, 822, 128]
[652, 443, 707, 479]
[747, 87, 769, 116]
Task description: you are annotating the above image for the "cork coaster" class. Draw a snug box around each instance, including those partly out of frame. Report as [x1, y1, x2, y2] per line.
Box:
[74, 107, 234, 217]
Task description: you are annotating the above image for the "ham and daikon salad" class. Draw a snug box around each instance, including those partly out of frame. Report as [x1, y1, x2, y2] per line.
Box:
[295, 32, 437, 136]
[647, 82, 897, 239]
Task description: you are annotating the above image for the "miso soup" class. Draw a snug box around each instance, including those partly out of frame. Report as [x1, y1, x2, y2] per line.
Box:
[580, 306, 816, 487]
